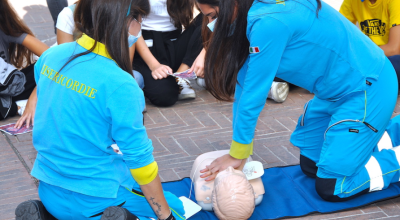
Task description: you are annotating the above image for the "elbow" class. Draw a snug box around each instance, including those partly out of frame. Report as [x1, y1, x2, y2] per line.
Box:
[395, 47, 400, 56]
[390, 42, 400, 56]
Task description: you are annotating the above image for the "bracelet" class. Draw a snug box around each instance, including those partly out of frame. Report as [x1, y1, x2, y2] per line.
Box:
[158, 210, 175, 220]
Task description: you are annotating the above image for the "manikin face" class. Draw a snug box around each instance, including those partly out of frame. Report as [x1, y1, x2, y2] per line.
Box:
[197, 3, 219, 23]
[215, 166, 247, 181]
[212, 167, 255, 220]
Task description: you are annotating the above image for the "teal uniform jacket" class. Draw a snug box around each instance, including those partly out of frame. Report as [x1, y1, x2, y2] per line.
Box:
[31, 35, 151, 198]
[230, 0, 386, 158]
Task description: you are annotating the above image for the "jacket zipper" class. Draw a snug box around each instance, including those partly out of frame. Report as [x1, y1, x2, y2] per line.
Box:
[324, 119, 360, 139]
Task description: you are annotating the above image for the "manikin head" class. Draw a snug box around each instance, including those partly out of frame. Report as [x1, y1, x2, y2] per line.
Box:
[212, 166, 255, 220]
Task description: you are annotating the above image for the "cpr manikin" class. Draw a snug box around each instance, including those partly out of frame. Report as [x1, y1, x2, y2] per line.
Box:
[212, 166, 255, 220]
[190, 150, 264, 218]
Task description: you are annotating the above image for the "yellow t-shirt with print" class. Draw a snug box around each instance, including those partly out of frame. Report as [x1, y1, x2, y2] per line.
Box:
[340, 0, 400, 46]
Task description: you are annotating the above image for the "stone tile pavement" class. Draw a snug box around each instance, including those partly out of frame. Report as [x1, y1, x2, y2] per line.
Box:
[3, 0, 400, 219]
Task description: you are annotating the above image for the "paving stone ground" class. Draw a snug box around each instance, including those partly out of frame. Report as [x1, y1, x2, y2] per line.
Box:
[2, 0, 400, 220]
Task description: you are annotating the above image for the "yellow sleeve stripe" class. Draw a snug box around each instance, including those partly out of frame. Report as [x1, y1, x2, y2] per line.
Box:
[130, 161, 158, 185]
[229, 140, 254, 159]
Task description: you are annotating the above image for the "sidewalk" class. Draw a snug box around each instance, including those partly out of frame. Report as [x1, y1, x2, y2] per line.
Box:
[2, 0, 400, 219]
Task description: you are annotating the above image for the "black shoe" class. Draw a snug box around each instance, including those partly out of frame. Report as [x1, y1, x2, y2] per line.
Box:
[15, 200, 56, 220]
[100, 206, 139, 220]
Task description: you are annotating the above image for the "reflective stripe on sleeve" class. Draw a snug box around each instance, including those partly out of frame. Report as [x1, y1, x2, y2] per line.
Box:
[229, 140, 254, 159]
[377, 131, 393, 151]
[365, 156, 384, 192]
[130, 161, 158, 185]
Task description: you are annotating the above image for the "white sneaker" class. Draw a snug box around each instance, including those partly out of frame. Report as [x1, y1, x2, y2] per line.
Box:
[16, 100, 28, 116]
[177, 78, 196, 100]
[196, 78, 206, 88]
[268, 81, 289, 103]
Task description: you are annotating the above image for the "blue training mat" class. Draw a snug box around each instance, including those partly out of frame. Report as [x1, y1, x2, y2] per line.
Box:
[162, 165, 400, 220]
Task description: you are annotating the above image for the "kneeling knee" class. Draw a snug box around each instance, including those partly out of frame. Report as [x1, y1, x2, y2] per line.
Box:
[300, 155, 318, 178]
[316, 177, 370, 202]
[145, 89, 179, 107]
[150, 94, 178, 107]
[315, 177, 341, 202]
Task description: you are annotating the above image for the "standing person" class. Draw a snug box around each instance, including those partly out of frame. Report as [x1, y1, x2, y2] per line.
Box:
[197, 0, 400, 202]
[0, 0, 48, 121]
[340, 0, 400, 87]
[46, 0, 68, 33]
[133, 0, 203, 106]
[14, 0, 185, 219]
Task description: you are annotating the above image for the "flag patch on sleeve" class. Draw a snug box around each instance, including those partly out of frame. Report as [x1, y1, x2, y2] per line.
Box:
[249, 47, 260, 53]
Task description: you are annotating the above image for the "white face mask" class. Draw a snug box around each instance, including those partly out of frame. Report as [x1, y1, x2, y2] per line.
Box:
[207, 18, 217, 32]
[128, 30, 141, 47]
[207, 18, 236, 37]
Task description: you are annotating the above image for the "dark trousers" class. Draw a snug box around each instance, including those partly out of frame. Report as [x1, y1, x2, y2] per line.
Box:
[133, 14, 203, 107]
[46, 0, 68, 33]
[388, 55, 400, 89]
[2, 64, 36, 120]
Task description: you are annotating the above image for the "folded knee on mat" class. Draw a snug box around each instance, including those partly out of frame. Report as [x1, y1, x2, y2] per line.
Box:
[315, 177, 339, 202]
[315, 177, 369, 202]
[300, 155, 318, 178]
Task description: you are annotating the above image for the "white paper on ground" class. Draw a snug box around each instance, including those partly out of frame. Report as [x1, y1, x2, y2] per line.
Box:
[243, 161, 264, 180]
[179, 196, 202, 219]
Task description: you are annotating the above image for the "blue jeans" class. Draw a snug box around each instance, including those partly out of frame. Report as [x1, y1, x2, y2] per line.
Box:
[388, 55, 400, 87]
[133, 70, 144, 89]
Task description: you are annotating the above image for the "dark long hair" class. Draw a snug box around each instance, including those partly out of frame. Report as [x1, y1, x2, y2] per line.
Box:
[167, 0, 195, 29]
[59, 0, 150, 75]
[198, 0, 322, 102]
[0, 0, 35, 68]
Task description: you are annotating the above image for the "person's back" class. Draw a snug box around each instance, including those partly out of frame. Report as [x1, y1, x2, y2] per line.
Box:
[247, 0, 385, 100]
[32, 39, 145, 197]
[16, 1, 186, 219]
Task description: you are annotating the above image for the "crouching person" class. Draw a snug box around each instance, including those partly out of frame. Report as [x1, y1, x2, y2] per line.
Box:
[15, 0, 185, 219]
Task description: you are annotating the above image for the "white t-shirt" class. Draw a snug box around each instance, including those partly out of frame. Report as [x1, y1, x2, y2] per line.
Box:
[142, 0, 176, 32]
[56, 5, 75, 35]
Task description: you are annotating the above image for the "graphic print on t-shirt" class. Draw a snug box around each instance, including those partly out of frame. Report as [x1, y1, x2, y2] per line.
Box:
[360, 19, 386, 36]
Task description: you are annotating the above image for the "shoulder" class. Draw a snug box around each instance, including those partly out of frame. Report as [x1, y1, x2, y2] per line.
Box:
[109, 68, 136, 89]
[35, 42, 75, 67]
[248, 0, 297, 19]
[105, 71, 140, 102]
[42, 42, 75, 58]
[247, 1, 305, 27]
[58, 6, 74, 20]
[247, 10, 292, 37]
[56, 7, 74, 33]
[0, 28, 27, 44]
[388, 0, 400, 7]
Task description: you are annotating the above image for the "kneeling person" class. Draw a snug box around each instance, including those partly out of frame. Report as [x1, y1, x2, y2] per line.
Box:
[15, 0, 184, 219]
